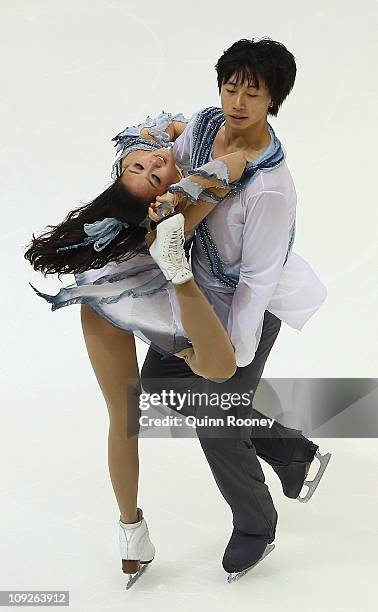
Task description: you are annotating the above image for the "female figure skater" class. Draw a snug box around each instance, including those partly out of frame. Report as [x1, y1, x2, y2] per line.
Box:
[24, 110, 254, 587]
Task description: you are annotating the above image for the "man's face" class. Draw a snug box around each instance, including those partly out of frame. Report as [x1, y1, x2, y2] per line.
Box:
[120, 147, 181, 202]
[220, 71, 272, 129]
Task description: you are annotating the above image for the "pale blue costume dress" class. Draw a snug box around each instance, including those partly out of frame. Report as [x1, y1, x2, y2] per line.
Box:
[30, 109, 327, 363]
[30, 111, 236, 356]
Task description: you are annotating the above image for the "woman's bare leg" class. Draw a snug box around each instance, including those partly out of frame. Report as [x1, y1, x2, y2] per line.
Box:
[80, 303, 140, 524]
[145, 214, 236, 381]
[145, 230, 235, 379]
[171, 280, 236, 380]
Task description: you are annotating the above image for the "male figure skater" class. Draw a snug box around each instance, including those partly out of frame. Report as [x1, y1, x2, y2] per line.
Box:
[141, 37, 330, 581]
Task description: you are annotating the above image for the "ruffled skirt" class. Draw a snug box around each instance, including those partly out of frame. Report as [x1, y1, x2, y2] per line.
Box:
[29, 252, 193, 358]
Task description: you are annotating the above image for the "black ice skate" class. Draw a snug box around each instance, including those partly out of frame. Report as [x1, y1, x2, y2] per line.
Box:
[272, 449, 332, 502]
[222, 528, 275, 583]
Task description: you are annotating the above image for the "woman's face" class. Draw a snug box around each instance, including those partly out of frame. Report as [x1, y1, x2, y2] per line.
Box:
[119, 147, 181, 202]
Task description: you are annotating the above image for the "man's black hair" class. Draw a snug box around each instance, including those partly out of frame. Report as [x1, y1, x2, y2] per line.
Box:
[215, 37, 297, 116]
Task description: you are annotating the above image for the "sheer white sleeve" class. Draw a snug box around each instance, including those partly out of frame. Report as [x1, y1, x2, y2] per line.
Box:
[226, 190, 291, 367]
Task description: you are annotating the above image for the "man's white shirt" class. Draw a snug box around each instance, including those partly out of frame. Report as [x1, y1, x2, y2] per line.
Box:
[173, 109, 327, 367]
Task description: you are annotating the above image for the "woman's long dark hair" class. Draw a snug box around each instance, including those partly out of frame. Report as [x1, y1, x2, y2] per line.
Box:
[24, 176, 151, 280]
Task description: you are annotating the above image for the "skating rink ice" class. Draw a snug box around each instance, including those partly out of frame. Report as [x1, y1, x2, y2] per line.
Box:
[2, 1, 377, 610]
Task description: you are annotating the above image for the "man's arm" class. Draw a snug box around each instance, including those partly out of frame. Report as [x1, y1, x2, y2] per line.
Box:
[227, 190, 290, 368]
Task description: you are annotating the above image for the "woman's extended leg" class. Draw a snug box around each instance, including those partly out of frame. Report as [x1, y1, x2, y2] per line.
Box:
[171, 280, 235, 381]
[80, 303, 140, 524]
[145, 224, 236, 381]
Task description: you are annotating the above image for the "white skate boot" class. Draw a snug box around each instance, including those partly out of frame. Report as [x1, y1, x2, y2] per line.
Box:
[149, 212, 193, 285]
[119, 507, 155, 589]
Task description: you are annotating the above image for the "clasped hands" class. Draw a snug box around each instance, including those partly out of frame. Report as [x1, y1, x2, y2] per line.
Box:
[144, 191, 188, 248]
[147, 191, 188, 223]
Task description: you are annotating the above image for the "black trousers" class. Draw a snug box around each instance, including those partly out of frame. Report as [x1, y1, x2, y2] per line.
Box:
[140, 310, 316, 540]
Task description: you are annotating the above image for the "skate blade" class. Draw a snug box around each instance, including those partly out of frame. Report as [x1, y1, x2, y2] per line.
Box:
[125, 562, 149, 590]
[297, 450, 332, 503]
[227, 543, 275, 583]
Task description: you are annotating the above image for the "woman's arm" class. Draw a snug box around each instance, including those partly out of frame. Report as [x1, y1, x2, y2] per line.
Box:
[188, 149, 248, 187]
[139, 127, 159, 143]
[145, 150, 248, 246]
[166, 121, 187, 141]
[140, 121, 187, 144]
[169, 149, 248, 207]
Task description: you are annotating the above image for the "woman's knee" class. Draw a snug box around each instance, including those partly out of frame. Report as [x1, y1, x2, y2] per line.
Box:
[200, 358, 237, 382]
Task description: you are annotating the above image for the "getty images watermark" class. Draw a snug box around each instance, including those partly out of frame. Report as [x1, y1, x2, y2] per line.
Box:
[124, 377, 378, 439]
[138, 388, 275, 429]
